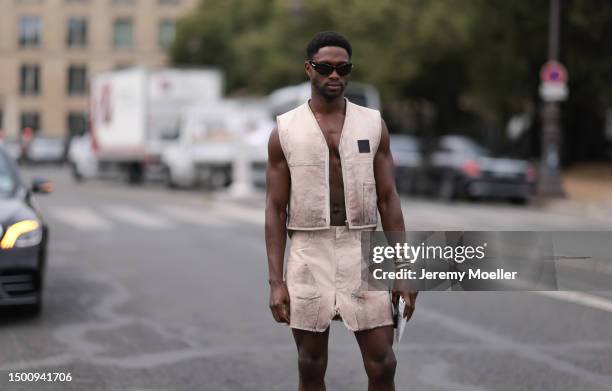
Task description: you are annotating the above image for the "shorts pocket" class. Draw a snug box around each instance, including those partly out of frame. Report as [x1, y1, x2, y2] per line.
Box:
[287, 262, 322, 330]
[287, 262, 321, 300]
[352, 290, 392, 330]
[290, 296, 322, 331]
[363, 182, 378, 225]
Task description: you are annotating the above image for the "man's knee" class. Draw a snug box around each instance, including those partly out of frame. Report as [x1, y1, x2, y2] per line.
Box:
[364, 351, 397, 381]
[297, 350, 328, 378]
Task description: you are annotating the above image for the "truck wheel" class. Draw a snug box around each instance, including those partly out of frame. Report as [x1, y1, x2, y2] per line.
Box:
[126, 163, 144, 184]
[509, 197, 528, 205]
[208, 168, 228, 189]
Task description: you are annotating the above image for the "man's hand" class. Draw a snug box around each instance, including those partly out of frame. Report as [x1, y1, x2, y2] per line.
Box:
[392, 286, 418, 321]
[269, 281, 290, 324]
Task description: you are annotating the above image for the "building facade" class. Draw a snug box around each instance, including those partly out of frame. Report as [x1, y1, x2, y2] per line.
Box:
[0, 0, 199, 138]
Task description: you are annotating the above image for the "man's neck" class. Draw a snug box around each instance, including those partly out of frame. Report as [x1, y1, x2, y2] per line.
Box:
[309, 92, 345, 115]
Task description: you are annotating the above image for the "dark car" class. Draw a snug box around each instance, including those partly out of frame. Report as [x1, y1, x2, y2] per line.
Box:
[0, 145, 52, 314]
[424, 135, 536, 203]
[390, 134, 423, 195]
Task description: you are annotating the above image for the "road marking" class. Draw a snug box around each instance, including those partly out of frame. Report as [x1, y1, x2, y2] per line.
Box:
[50, 207, 112, 231]
[105, 205, 175, 230]
[418, 305, 612, 388]
[158, 205, 231, 227]
[555, 257, 612, 276]
[534, 290, 612, 313]
[215, 203, 264, 225]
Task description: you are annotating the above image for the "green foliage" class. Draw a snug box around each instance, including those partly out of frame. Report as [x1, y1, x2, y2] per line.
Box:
[172, 0, 470, 99]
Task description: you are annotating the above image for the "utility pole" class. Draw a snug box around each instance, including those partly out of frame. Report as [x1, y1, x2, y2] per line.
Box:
[537, 0, 566, 197]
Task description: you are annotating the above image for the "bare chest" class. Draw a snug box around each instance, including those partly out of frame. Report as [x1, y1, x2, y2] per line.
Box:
[313, 113, 345, 157]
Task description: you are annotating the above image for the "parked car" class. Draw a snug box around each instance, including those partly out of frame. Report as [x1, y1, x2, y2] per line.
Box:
[390, 134, 422, 194]
[25, 136, 66, 164]
[0, 144, 52, 314]
[424, 135, 536, 203]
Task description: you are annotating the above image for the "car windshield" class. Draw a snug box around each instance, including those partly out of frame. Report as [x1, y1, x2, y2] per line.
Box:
[0, 150, 17, 197]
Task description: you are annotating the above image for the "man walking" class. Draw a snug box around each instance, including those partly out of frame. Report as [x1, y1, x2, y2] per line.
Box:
[265, 31, 417, 391]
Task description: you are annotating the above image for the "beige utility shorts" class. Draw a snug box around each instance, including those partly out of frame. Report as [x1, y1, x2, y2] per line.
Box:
[285, 225, 394, 332]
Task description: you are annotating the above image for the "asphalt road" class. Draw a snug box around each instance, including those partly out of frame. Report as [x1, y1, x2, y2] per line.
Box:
[0, 166, 611, 391]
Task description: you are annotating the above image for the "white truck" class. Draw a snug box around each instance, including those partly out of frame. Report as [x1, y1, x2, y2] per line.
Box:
[71, 67, 223, 183]
[160, 99, 274, 188]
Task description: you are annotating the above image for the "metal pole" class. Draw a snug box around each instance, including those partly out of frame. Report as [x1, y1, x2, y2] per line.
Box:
[537, 0, 565, 197]
[548, 0, 560, 60]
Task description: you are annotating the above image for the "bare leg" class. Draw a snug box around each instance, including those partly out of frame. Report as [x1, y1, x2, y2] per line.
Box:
[292, 327, 330, 391]
[355, 325, 396, 391]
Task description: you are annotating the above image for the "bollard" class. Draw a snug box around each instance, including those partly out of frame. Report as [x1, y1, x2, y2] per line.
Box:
[227, 140, 256, 198]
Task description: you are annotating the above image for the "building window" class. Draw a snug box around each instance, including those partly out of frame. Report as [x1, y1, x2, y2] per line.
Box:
[113, 18, 133, 49]
[67, 112, 88, 136]
[20, 64, 40, 95]
[66, 17, 88, 47]
[67, 65, 87, 95]
[19, 16, 42, 48]
[158, 20, 175, 49]
[20, 112, 40, 133]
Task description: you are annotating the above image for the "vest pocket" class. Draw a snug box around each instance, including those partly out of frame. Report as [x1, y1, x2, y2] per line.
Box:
[288, 162, 327, 228]
[362, 182, 378, 225]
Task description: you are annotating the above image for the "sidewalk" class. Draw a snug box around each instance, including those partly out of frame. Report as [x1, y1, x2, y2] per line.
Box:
[536, 162, 612, 217]
[562, 162, 612, 202]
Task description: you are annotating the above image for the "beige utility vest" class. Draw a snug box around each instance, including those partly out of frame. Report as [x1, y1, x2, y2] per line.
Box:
[278, 99, 382, 230]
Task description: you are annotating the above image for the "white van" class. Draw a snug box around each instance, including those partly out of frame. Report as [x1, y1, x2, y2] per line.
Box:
[267, 81, 381, 117]
[161, 99, 273, 188]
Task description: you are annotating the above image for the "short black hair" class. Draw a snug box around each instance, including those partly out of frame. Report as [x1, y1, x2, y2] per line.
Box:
[306, 31, 352, 60]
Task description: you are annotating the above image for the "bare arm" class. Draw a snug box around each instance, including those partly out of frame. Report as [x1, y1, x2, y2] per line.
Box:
[374, 119, 405, 232]
[265, 127, 291, 324]
[374, 119, 418, 320]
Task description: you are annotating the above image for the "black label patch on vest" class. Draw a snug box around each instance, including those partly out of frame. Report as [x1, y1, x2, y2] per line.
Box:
[358, 139, 370, 153]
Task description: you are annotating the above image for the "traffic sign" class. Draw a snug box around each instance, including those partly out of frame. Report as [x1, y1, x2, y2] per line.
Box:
[539, 60, 569, 102]
[540, 60, 568, 84]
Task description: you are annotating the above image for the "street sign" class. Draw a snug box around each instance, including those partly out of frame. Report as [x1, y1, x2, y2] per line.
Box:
[539, 60, 569, 102]
[540, 60, 568, 83]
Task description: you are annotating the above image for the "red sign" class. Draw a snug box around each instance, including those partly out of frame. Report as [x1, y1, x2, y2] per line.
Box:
[540, 61, 568, 84]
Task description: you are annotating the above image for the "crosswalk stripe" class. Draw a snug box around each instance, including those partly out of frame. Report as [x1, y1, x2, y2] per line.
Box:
[216, 203, 264, 225]
[50, 207, 112, 231]
[158, 205, 231, 227]
[105, 205, 175, 230]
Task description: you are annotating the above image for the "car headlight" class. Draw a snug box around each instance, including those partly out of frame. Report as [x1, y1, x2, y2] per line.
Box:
[0, 220, 42, 249]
